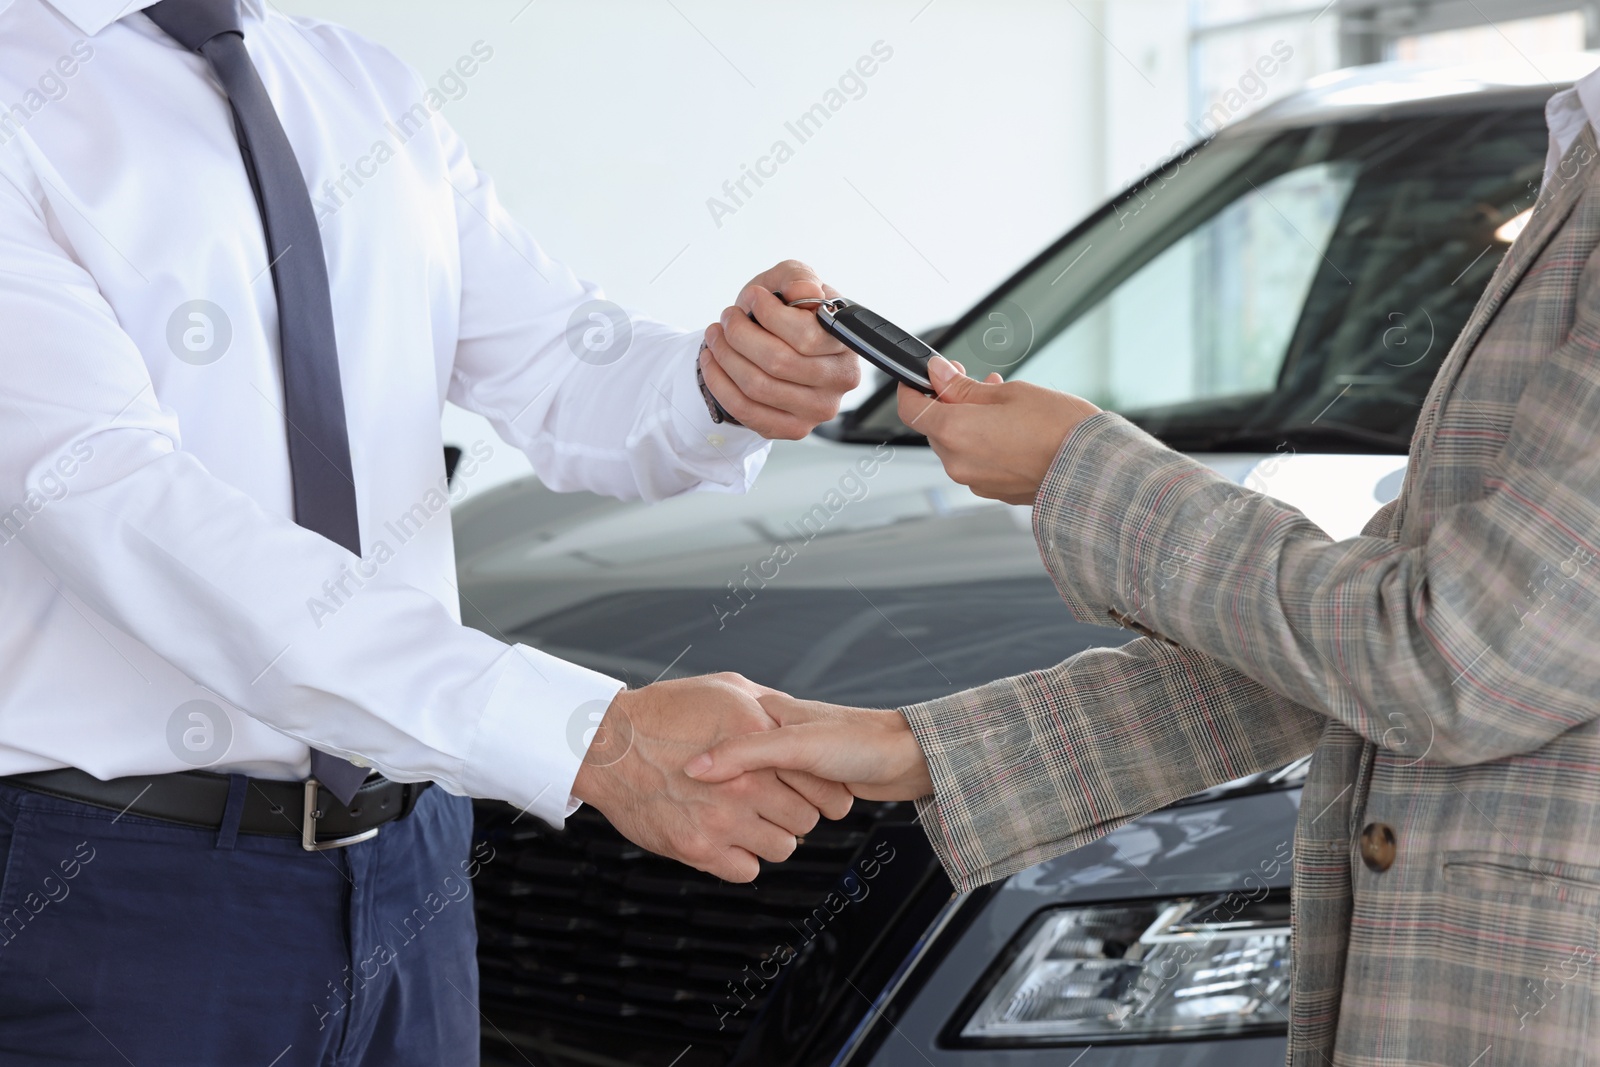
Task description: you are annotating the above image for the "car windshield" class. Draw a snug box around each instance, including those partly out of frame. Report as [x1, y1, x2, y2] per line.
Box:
[847, 104, 1550, 452]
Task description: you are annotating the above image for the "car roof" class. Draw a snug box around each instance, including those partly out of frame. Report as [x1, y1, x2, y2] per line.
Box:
[1232, 52, 1600, 133]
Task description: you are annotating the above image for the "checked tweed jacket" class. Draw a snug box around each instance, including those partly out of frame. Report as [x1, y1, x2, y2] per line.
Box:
[901, 124, 1600, 1065]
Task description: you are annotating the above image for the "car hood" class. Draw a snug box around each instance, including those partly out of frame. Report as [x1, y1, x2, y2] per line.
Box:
[451, 435, 1407, 641]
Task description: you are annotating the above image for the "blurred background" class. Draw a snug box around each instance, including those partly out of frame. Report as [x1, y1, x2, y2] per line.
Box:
[280, 0, 1598, 494]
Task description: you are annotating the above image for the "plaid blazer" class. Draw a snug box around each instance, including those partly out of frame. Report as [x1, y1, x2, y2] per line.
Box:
[902, 124, 1600, 1065]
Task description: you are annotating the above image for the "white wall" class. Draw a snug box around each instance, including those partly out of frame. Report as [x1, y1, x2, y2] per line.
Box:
[1104, 0, 1192, 192]
[280, 0, 1112, 495]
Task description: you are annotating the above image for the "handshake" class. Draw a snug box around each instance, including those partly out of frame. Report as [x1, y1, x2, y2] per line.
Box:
[571, 356, 1105, 882]
[569, 673, 934, 883]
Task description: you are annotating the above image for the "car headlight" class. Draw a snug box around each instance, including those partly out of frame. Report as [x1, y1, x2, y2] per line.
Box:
[957, 892, 1291, 1044]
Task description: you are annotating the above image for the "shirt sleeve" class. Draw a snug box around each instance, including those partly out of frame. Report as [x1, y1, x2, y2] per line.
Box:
[0, 157, 616, 827]
[434, 115, 770, 500]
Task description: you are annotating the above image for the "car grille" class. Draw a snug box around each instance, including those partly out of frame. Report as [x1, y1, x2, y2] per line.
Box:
[474, 797, 910, 1067]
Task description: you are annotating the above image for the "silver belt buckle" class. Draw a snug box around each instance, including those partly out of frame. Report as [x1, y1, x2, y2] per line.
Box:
[301, 778, 380, 852]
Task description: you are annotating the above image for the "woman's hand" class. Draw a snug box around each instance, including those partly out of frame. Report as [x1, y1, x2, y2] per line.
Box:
[684, 693, 934, 803]
[898, 355, 1100, 505]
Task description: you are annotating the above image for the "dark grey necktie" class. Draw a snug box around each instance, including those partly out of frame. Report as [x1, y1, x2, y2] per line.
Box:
[146, 0, 368, 805]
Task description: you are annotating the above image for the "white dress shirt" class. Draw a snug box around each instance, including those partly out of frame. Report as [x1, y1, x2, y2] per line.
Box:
[1543, 60, 1600, 183]
[0, 0, 768, 825]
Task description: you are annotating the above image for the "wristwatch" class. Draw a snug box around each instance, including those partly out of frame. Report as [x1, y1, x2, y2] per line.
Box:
[696, 342, 742, 427]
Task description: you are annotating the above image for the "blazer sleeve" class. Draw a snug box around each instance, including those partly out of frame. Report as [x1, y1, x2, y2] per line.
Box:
[1020, 249, 1600, 770]
[900, 639, 1326, 891]
[898, 496, 1403, 892]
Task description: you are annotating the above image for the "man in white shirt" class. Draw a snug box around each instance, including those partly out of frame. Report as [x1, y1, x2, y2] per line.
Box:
[0, 0, 857, 1061]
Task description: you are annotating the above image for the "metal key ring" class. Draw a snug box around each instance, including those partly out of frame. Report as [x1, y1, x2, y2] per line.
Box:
[747, 293, 835, 326]
[770, 292, 839, 314]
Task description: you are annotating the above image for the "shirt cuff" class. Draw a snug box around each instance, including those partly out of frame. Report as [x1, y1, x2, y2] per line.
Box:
[459, 642, 625, 828]
[666, 336, 769, 492]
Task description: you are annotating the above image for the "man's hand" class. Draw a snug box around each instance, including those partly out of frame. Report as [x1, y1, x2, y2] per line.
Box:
[700, 261, 861, 440]
[684, 693, 933, 803]
[571, 674, 854, 882]
[898, 355, 1101, 505]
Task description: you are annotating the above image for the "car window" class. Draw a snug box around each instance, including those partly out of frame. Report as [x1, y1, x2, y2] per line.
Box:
[850, 105, 1550, 453]
[1013, 161, 1356, 411]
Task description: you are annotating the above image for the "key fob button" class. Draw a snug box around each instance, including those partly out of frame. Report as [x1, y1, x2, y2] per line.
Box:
[816, 298, 939, 396]
[875, 323, 911, 346]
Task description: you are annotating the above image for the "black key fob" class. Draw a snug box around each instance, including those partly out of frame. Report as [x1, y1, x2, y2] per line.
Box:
[814, 297, 938, 396]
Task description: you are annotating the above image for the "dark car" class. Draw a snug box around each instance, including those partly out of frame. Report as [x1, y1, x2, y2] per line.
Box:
[458, 56, 1592, 1067]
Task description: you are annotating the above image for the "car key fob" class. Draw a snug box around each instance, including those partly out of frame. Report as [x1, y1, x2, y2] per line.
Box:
[814, 298, 939, 396]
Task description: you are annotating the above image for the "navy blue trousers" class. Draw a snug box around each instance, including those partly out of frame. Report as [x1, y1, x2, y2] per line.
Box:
[0, 778, 482, 1066]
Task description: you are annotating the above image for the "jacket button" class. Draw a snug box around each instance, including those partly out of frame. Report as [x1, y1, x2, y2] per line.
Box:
[1359, 822, 1396, 872]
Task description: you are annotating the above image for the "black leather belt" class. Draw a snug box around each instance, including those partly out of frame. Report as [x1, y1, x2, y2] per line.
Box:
[3, 768, 431, 851]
